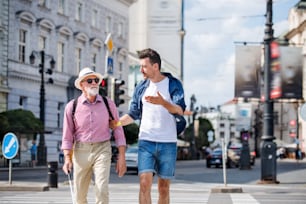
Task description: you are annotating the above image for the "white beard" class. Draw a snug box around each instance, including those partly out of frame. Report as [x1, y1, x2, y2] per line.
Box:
[86, 87, 99, 96]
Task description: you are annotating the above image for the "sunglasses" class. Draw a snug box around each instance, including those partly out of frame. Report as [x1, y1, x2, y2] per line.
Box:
[84, 78, 99, 84]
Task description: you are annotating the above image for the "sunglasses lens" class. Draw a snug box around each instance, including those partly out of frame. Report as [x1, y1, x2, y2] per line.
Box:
[86, 78, 99, 84]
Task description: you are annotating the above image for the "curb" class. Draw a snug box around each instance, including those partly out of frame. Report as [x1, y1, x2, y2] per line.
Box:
[211, 185, 243, 193]
[0, 183, 49, 191]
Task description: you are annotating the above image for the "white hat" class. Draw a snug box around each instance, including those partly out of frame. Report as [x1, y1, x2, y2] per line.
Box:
[74, 67, 103, 90]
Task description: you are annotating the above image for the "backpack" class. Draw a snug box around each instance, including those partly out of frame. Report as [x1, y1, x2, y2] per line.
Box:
[72, 95, 114, 124]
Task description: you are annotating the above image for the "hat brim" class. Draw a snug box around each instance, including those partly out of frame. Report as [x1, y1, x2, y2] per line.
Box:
[74, 72, 103, 90]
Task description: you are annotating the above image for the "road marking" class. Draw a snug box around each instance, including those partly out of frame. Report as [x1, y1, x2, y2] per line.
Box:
[230, 193, 260, 204]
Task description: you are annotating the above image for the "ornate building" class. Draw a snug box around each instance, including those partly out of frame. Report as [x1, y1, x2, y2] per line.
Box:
[0, 0, 135, 165]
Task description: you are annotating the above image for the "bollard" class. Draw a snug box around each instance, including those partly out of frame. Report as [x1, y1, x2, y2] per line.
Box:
[48, 161, 58, 188]
[240, 142, 251, 170]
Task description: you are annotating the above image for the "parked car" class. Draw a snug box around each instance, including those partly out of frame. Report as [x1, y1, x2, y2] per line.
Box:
[228, 144, 256, 166]
[125, 146, 138, 172]
[206, 148, 239, 168]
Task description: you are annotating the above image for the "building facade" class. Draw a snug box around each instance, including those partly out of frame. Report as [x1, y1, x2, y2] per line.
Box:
[284, 0, 306, 155]
[1, 0, 135, 166]
[0, 0, 9, 112]
[129, 0, 183, 79]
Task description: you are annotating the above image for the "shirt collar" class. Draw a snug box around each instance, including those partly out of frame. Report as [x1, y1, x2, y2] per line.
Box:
[80, 93, 102, 104]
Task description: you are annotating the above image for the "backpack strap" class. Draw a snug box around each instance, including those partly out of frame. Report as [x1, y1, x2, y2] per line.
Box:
[102, 96, 114, 120]
[72, 96, 79, 120]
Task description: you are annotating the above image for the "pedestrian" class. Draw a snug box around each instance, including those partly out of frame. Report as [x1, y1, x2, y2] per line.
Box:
[30, 140, 37, 167]
[111, 48, 186, 204]
[61, 67, 127, 204]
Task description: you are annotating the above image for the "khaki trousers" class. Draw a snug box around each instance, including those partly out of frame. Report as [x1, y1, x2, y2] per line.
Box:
[73, 141, 112, 204]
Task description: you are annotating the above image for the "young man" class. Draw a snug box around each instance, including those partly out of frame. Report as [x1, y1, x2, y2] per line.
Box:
[61, 67, 126, 204]
[114, 48, 186, 204]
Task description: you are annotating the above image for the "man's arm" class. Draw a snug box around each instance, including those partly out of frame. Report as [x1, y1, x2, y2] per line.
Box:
[144, 91, 183, 115]
[109, 114, 135, 129]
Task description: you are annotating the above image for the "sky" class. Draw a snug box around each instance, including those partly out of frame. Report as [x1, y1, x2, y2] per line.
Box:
[183, 0, 300, 110]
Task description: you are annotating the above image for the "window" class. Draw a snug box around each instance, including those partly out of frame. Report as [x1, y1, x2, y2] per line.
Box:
[75, 48, 82, 73]
[19, 96, 27, 109]
[57, 42, 64, 72]
[57, 102, 64, 128]
[76, 2, 82, 21]
[92, 9, 98, 27]
[39, 0, 46, 7]
[91, 53, 96, 71]
[106, 16, 111, 33]
[38, 36, 46, 50]
[220, 132, 225, 138]
[58, 0, 65, 14]
[19, 30, 26, 63]
[119, 62, 123, 72]
[118, 22, 123, 37]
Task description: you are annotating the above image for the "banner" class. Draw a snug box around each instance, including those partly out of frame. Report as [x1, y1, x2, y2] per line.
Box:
[235, 45, 261, 98]
[235, 103, 252, 131]
[270, 42, 303, 99]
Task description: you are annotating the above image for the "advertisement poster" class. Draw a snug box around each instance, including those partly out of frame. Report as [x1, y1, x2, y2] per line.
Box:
[235, 45, 261, 98]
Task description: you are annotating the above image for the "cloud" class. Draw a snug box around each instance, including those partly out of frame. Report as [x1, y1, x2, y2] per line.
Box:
[183, 0, 297, 109]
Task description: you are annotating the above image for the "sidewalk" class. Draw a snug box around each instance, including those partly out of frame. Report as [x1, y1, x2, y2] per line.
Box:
[0, 158, 305, 192]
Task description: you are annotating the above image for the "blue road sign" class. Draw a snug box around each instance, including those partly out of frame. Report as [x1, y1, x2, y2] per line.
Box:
[107, 57, 113, 74]
[2, 132, 19, 159]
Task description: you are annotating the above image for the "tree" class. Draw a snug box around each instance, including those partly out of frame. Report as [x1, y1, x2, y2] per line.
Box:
[0, 109, 43, 141]
[183, 117, 214, 150]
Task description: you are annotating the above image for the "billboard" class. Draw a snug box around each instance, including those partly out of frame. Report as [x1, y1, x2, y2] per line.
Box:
[235, 103, 253, 131]
[235, 45, 261, 98]
[270, 42, 303, 99]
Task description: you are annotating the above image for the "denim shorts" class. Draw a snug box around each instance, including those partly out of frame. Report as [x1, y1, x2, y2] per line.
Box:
[138, 140, 177, 179]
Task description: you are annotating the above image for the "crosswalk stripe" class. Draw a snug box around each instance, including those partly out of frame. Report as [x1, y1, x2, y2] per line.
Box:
[230, 193, 260, 204]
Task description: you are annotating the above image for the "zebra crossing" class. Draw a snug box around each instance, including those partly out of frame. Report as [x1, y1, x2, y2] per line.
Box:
[0, 183, 266, 204]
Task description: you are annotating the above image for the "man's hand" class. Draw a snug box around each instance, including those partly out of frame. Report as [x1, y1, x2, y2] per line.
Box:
[145, 91, 183, 115]
[116, 153, 127, 177]
[62, 156, 73, 175]
[109, 120, 122, 130]
[144, 91, 165, 105]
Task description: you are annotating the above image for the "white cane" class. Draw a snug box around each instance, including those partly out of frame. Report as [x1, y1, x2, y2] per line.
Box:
[68, 171, 76, 204]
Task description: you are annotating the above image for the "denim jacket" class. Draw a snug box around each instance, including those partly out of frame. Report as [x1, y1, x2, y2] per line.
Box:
[128, 72, 186, 121]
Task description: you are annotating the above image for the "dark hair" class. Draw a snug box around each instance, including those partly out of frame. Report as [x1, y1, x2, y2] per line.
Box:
[137, 48, 161, 70]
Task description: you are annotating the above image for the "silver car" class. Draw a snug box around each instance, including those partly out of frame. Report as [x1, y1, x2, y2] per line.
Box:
[125, 146, 138, 173]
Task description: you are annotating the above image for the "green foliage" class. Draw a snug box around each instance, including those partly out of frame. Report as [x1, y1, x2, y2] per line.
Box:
[0, 114, 9, 138]
[123, 123, 139, 145]
[0, 109, 43, 141]
[183, 117, 214, 149]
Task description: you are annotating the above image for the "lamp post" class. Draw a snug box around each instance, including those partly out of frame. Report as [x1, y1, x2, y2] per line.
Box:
[191, 107, 198, 160]
[260, 0, 278, 183]
[179, 0, 185, 82]
[30, 50, 55, 166]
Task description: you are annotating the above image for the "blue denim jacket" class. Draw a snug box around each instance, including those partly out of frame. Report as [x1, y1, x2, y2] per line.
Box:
[128, 72, 186, 121]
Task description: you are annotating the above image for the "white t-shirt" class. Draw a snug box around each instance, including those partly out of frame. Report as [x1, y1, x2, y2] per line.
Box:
[139, 77, 177, 142]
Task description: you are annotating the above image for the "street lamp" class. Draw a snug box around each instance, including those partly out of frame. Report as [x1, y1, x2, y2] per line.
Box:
[260, 0, 278, 183]
[30, 50, 55, 166]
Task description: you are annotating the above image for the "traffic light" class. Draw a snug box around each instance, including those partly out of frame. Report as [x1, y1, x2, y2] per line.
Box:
[99, 78, 108, 96]
[114, 79, 125, 106]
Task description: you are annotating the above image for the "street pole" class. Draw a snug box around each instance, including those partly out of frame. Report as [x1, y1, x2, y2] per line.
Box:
[260, 0, 277, 183]
[179, 0, 185, 82]
[30, 50, 55, 166]
[38, 50, 47, 166]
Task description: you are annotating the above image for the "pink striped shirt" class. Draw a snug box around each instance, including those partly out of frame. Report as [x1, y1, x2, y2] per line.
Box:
[61, 94, 126, 150]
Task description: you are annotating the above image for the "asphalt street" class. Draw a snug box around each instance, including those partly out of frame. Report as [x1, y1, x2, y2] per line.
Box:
[0, 158, 305, 204]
